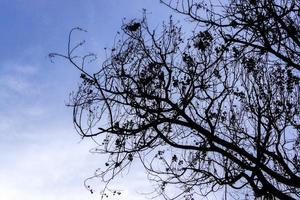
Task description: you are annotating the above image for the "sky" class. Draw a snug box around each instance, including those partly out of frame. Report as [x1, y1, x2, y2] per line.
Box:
[1, 1, 296, 200]
[0, 1, 174, 200]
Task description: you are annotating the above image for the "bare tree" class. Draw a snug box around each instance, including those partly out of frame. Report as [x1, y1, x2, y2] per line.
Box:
[50, 0, 300, 199]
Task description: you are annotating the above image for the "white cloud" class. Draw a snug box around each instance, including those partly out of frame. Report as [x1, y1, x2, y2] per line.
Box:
[0, 62, 40, 96]
[13, 64, 38, 75]
[0, 126, 153, 200]
[0, 75, 31, 93]
[0, 117, 14, 132]
[0, 61, 39, 76]
[23, 105, 47, 117]
[0, 129, 95, 200]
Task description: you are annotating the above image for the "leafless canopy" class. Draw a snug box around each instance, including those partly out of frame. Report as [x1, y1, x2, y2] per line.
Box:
[50, 0, 300, 199]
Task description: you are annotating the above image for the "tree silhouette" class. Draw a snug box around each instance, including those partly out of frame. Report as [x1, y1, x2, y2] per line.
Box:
[50, 0, 300, 199]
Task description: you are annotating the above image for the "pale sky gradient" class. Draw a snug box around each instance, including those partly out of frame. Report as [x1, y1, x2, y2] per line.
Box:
[0, 1, 224, 199]
[0, 1, 172, 199]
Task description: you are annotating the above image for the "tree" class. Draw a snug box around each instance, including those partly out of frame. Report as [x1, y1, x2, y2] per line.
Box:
[50, 0, 300, 199]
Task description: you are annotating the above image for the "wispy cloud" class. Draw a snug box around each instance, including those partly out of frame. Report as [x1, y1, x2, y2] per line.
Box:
[13, 64, 38, 75]
[0, 61, 39, 75]
[0, 128, 96, 200]
[0, 62, 39, 95]
[0, 75, 32, 93]
[0, 127, 152, 200]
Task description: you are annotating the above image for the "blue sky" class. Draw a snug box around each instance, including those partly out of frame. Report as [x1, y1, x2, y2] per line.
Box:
[0, 1, 174, 199]
[0, 1, 225, 199]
